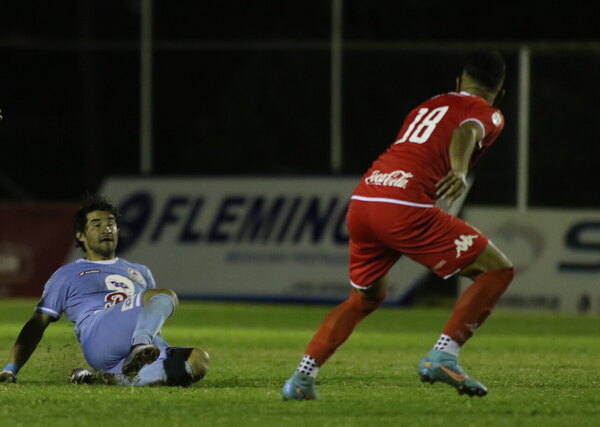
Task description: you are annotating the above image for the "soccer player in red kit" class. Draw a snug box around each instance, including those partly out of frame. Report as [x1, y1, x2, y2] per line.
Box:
[282, 50, 513, 399]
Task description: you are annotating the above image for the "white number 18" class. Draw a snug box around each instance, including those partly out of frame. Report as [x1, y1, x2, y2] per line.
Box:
[395, 106, 449, 144]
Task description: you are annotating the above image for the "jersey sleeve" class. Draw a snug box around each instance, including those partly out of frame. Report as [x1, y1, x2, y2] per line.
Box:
[462, 103, 504, 148]
[144, 266, 157, 289]
[35, 269, 69, 319]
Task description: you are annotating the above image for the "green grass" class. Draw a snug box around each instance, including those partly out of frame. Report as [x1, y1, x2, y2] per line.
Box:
[1, 299, 599, 426]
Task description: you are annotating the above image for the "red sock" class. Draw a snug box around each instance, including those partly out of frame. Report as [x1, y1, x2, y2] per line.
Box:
[306, 290, 385, 365]
[443, 267, 514, 345]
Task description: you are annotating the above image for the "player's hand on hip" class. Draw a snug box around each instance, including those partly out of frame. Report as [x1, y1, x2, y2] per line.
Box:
[0, 370, 17, 383]
[436, 170, 467, 207]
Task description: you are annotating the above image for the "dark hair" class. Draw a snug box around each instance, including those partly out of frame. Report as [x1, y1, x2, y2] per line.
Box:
[463, 50, 506, 89]
[74, 193, 120, 250]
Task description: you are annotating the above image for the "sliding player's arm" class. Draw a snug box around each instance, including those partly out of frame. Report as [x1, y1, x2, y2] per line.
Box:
[435, 121, 483, 206]
[0, 313, 56, 383]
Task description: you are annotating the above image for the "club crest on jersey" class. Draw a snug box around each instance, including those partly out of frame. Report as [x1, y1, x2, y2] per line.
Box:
[104, 274, 135, 308]
[128, 268, 147, 286]
[455, 234, 478, 258]
[492, 112, 502, 126]
[365, 169, 413, 189]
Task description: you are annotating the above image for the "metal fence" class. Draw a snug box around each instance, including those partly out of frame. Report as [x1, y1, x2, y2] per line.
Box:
[1, 1, 599, 208]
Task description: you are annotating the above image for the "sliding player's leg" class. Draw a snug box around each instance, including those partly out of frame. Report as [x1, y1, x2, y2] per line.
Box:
[117, 346, 209, 386]
[122, 289, 178, 376]
[79, 291, 171, 376]
[71, 344, 210, 387]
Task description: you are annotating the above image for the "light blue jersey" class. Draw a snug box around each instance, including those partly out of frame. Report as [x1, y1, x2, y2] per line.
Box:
[36, 257, 156, 341]
[33, 257, 190, 384]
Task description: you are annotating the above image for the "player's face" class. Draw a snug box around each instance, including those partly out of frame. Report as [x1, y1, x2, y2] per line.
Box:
[78, 210, 119, 260]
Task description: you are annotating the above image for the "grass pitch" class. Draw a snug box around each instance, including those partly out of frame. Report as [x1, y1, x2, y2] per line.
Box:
[0, 299, 599, 427]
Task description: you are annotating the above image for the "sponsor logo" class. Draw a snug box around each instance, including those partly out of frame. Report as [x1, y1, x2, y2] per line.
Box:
[104, 274, 135, 308]
[105, 291, 128, 308]
[79, 269, 101, 276]
[364, 170, 413, 189]
[455, 234, 478, 258]
[116, 192, 350, 253]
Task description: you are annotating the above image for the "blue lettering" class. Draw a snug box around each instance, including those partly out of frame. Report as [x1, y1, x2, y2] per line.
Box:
[151, 196, 189, 243]
[277, 197, 302, 243]
[180, 198, 204, 242]
[208, 197, 245, 243]
[559, 221, 600, 272]
[236, 196, 285, 243]
[116, 191, 153, 254]
[333, 200, 350, 244]
[293, 197, 338, 244]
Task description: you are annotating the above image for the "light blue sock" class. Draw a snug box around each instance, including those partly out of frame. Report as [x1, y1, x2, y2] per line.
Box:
[115, 360, 194, 386]
[118, 361, 166, 386]
[131, 293, 176, 346]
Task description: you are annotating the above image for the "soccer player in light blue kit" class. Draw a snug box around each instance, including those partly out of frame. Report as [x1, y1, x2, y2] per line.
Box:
[0, 195, 209, 386]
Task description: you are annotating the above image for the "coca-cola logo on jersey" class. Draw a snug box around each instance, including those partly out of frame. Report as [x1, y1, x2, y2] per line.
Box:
[365, 170, 413, 189]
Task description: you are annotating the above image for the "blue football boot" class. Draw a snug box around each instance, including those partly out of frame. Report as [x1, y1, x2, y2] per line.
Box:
[281, 371, 318, 400]
[418, 349, 488, 397]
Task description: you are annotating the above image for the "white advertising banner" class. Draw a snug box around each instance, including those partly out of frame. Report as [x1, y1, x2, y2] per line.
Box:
[461, 207, 600, 313]
[94, 177, 430, 304]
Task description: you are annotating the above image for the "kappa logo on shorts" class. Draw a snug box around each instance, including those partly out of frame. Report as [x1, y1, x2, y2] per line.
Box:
[454, 234, 478, 258]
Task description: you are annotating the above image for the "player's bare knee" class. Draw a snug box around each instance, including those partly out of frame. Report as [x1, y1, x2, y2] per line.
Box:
[460, 242, 513, 279]
[354, 289, 386, 314]
[357, 275, 388, 300]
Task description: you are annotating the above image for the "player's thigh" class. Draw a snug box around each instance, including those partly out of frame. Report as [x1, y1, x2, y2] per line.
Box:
[459, 240, 512, 279]
[80, 295, 144, 370]
[347, 200, 401, 289]
[385, 207, 489, 279]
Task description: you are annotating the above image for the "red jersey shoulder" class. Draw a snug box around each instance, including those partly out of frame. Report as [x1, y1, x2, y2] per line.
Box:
[460, 95, 503, 138]
[433, 92, 504, 145]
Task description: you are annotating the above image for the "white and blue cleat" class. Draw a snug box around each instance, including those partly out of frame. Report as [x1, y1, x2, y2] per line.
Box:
[281, 372, 318, 400]
[418, 349, 488, 397]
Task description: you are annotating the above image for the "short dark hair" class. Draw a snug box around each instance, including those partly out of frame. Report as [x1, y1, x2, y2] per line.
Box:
[463, 50, 506, 90]
[74, 193, 120, 250]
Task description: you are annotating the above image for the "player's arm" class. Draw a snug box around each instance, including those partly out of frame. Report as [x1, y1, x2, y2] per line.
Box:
[0, 312, 56, 383]
[435, 121, 483, 206]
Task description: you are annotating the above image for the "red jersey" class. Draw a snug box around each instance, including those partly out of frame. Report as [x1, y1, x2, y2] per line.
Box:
[352, 91, 504, 206]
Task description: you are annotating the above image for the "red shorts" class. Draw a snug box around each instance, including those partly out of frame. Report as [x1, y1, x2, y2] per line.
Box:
[347, 198, 489, 288]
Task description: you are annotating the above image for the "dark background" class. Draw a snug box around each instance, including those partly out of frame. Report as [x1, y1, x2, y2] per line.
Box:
[1, 1, 600, 207]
